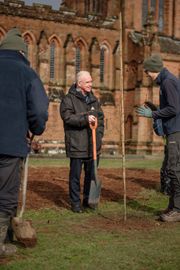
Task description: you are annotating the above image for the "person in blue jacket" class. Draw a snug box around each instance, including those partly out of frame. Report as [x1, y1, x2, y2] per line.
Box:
[145, 101, 171, 196]
[0, 28, 49, 256]
[137, 54, 180, 222]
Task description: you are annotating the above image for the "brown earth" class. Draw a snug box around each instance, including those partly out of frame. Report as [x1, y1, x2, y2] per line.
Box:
[19, 167, 170, 231]
[0, 167, 171, 265]
[26, 167, 160, 210]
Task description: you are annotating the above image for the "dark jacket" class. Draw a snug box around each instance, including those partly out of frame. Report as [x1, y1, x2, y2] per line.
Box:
[152, 68, 180, 135]
[153, 118, 164, 136]
[60, 83, 104, 158]
[0, 50, 49, 157]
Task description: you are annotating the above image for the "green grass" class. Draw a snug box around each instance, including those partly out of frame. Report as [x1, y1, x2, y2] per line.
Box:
[100, 158, 162, 169]
[29, 157, 69, 167]
[2, 157, 179, 270]
[29, 156, 163, 169]
[1, 197, 180, 270]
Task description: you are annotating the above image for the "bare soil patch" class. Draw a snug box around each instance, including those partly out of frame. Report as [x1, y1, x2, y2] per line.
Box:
[26, 167, 160, 210]
[19, 167, 166, 231]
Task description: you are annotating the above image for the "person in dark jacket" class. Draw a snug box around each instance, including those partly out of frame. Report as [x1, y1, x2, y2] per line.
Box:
[0, 28, 49, 256]
[145, 101, 171, 196]
[136, 54, 180, 222]
[60, 71, 104, 213]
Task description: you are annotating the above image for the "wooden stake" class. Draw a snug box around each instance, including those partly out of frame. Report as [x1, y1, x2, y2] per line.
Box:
[119, 11, 127, 221]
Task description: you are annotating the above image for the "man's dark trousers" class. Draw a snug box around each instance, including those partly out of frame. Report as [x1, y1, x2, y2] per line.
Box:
[0, 155, 23, 216]
[160, 144, 171, 195]
[69, 158, 95, 206]
[166, 132, 180, 212]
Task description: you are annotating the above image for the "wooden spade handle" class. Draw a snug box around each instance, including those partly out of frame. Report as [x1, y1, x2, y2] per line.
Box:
[89, 118, 97, 161]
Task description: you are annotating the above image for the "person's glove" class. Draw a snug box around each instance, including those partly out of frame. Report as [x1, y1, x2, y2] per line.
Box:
[88, 107, 97, 117]
[136, 105, 152, 118]
[144, 101, 157, 111]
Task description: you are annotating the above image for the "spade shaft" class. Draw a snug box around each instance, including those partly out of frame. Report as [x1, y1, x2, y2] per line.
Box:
[88, 118, 101, 205]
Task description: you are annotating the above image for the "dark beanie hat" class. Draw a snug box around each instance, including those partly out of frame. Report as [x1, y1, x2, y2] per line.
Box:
[143, 54, 163, 72]
[0, 28, 27, 54]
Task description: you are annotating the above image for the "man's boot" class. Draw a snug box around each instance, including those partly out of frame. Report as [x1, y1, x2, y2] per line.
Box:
[0, 212, 17, 257]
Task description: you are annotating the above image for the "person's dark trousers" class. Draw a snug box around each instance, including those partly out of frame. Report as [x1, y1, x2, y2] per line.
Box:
[0, 155, 23, 216]
[166, 132, 180, 212]
[160, 144, 172, 196]
[69, 158, 96, 206]
[83, 159, 96, 204]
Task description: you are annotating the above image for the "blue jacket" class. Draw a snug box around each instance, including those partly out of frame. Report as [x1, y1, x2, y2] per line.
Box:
[0, 50, 49, 157]
[153, 118, 164, 136]
[152, 68, 180, 135]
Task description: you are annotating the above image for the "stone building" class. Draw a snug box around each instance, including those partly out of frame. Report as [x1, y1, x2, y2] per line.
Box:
[0, 0, 180, 155]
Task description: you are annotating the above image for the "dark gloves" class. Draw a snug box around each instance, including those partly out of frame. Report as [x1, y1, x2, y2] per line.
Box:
[136, 105, 152, 118]
[88, 106, 103, 118]
[88, 110, 104, 118]
[144, 101, 157, 111]
[88, 110, 97, 118]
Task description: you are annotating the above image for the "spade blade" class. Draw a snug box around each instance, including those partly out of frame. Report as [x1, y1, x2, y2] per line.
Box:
[88, 179, 101, 205]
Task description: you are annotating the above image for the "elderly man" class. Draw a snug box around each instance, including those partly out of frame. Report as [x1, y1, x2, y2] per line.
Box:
[60, 71, 104, 213]
[137, 54, 180, 222]
[0, 28, 48, 256]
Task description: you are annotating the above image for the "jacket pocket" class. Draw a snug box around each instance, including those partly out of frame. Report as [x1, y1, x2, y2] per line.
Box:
[70, 130, 87, 152]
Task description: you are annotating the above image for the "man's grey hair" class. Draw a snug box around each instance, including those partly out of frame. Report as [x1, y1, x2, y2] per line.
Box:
[76, 71, 91, 83]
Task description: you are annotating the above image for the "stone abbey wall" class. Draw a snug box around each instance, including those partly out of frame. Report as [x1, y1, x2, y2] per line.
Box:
[0, 0, 180, 155]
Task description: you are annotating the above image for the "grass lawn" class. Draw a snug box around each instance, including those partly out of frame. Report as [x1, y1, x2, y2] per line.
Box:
[1, 203, 180, 270]
[29, 156, 163, 169]
[1, 157, 180, 270]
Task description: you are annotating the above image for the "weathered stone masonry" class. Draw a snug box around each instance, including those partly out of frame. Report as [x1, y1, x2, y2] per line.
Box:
[0, 0, 180, 155]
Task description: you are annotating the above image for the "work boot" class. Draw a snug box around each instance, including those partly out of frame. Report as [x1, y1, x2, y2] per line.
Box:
[5, 208, 17, 243]
[0, 212, 17, 257]
[71, 204, 83, 213]
[160, 210, 180, 222]
[158, 207, 172, 215]
[0, 243, 17, 257]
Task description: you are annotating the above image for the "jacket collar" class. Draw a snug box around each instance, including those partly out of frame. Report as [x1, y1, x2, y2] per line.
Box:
[69, 83, 96, 104]
[155, 68, 169, 85]
[0, 49, 30, 66]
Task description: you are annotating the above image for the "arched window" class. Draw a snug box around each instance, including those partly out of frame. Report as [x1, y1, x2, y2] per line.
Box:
[142, 0, 148, 26]
[100, 47, 105, 83]
[49, 36, 61, 82]
[92, 0, 101, 13]
[92, 0, 96, 12]
[85, 0, 107, 16]
[85, 0, 90, 14]
[75, 46, 81, 74]
[142, 0, 164, 31]
[158, 0, 164, 32]
[50, 40, 55, 80]
[100, 44, 110, 87]
[151, 0, 156, 10]
[97, 0, 101, 13]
